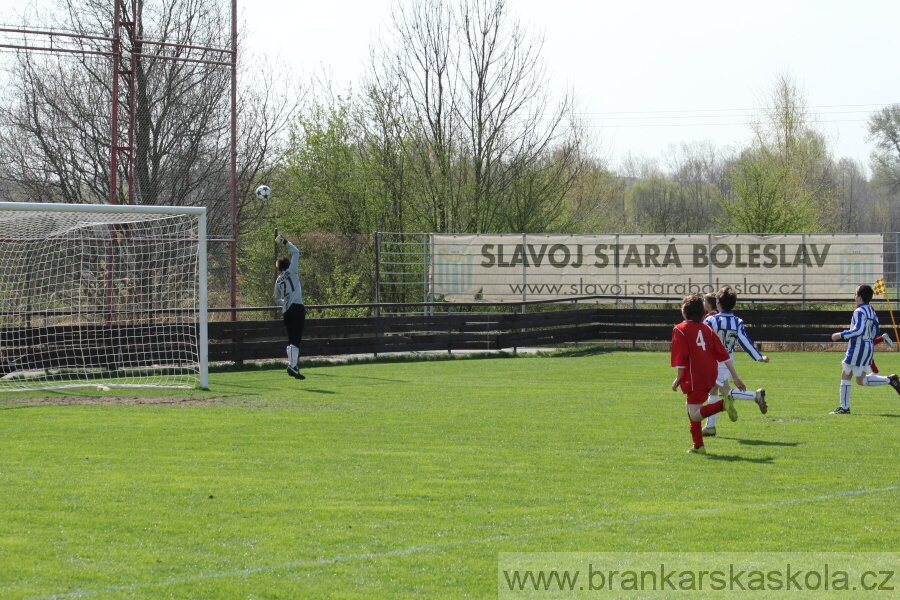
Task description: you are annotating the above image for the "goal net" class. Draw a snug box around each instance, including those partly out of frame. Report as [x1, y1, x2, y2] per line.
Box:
[0, 203, 208, 391]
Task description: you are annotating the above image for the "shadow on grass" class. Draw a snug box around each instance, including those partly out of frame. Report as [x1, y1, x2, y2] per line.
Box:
[549, 346, 629, 358]
[704, 454, 775, 464]
[209, 344, 647, 374]
[717, 437, 800, 447]
[210, 350, 527, 373]
[309, 372, 406, 382]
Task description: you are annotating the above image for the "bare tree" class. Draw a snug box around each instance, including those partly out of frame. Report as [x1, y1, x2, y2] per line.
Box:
[867, 104, 900, 195]
[366, 0, 579, 233]
[663, 141, 727, 231]
[0, 0, 301, 239]
[557, 155, 626, 233]
[832, 158, 874, 232]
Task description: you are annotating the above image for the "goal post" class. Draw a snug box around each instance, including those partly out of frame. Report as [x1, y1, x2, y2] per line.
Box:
[0, 202, 208, 391]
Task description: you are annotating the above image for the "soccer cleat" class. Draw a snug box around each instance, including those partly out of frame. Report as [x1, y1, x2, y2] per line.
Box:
[722, 395, 738, 422]
[889, 374, 900, 396]
[701, 427, 717, 436]
[755, 389, 768, 414]
[287, 365, 306, 380]
[830, 406, 851, 415]
[687, 446, 707, 455]
[884, 333, 895, 348]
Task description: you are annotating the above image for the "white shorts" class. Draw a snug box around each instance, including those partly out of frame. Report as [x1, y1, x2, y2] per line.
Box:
[715, 362, 730, 387]
[842, 361, 868, 377]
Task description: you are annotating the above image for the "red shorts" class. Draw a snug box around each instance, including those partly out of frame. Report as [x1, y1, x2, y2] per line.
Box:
[685, 388, 711, 405]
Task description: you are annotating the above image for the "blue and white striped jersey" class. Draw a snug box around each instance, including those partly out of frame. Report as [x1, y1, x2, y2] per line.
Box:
[839, 303, 879, 367]
[703, 311, 764, 361]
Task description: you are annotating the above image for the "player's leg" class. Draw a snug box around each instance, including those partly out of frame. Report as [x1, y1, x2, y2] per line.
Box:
[698, 388, 734, 422]
[704, 365, 729, 435]
[832, 365, 854, 414]
[285, 304, 306, 379]
[703, 386, 720, 435]
[860, 370, 891, 386]
[686, 393, 708, 453]
[889, 373, 900, 395]
[727, 386, 768, 414]
[860, 373, 889, 385]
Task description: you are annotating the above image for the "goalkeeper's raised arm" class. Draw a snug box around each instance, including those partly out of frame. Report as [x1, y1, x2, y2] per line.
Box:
[274, 233, 306, 380]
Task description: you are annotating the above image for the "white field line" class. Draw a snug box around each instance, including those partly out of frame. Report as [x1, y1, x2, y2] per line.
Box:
[26, 485, 900, 600]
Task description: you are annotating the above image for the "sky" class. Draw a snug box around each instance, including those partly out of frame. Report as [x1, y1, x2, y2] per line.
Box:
[241, 0, 900, 171]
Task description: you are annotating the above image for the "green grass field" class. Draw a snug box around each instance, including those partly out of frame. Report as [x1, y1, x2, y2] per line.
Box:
[2, 350, 900, 599]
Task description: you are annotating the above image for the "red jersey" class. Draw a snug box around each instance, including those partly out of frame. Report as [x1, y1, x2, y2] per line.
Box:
[671, 320, 730, 395]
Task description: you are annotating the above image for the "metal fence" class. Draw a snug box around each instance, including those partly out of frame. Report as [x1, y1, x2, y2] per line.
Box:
[0, 0, 240, 312]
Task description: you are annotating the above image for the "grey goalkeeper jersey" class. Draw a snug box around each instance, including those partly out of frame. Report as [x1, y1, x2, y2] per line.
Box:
[274, 241, 303, 312]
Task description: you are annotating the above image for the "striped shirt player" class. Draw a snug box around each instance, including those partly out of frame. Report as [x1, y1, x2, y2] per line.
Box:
[840, 302, 878, 368]
[700, 286, 769, 435]
[830, 284, 900, 414]
[275, 235, 306, 380]
[704, 313, 766, 362]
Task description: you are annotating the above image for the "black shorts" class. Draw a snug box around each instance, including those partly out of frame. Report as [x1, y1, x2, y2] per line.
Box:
[283, 303, 306, 347]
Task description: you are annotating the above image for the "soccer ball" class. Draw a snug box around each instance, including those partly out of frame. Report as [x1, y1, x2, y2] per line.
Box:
[255, 185, 272, 199]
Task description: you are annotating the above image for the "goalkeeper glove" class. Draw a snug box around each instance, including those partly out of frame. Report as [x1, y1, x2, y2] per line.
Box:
[275, 234, 287, 245]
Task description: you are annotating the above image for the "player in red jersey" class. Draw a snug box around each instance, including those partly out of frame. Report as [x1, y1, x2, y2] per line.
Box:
[868, 333, 894, 374]
[671, 293, 745, 454]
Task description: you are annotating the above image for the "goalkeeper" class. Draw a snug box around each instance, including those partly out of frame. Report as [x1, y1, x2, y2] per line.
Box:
[275, 233, 306, 379]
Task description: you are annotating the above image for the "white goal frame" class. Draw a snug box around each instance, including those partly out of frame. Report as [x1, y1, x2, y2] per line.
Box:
[0, 202, 208, 390]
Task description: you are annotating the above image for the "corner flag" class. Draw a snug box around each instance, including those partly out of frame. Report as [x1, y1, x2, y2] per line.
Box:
[874, 278, 898, 349]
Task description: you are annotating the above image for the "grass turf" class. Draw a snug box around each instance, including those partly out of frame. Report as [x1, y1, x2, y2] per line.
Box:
[1, 350, 899, 598]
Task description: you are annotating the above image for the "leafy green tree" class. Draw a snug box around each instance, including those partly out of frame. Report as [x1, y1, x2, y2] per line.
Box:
[721, 149, 809, 232]
[722, 73, 837, 233]
[239, 94, 382, 309]
[282, 97, 378, 235]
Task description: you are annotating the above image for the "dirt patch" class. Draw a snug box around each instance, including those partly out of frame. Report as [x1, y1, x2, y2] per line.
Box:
[1, 396, 229, 407]
[0, 396, 346, 410]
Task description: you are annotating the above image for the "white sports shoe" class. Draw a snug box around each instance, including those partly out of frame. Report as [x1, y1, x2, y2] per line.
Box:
[884, 333, 895, 348]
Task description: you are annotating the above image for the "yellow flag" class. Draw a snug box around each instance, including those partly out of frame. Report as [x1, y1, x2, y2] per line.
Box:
[874, 278, 886, 295]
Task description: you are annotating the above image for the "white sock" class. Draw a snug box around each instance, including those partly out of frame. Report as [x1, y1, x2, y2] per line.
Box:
[288, 345, 300, 369]
[705, 396, 719, 428]
[729, 389, 757, 401]
[840, 381, 852, 409]
[863, 374, 889, 386]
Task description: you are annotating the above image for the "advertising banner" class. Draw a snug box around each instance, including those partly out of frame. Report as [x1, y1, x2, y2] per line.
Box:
[432, 234, 884, 302]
